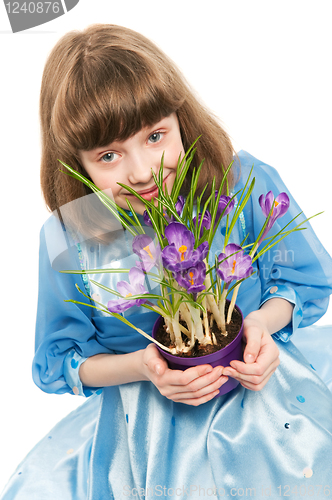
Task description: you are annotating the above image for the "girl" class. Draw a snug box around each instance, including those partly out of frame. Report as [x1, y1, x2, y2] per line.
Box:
[2, 23, 332, 499]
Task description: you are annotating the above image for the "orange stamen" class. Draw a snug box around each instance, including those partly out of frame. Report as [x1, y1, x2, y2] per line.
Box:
[143, 245, 153, 260]
[189, 271, 194, 285]
[178, 245, 187, 262]
[231, 260, 236, 274]
[274, 200, 279, 208]
[125, 293, 133, 298]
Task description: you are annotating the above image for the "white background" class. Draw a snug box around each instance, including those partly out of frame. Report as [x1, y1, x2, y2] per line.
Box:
[1, 0, 332, 491]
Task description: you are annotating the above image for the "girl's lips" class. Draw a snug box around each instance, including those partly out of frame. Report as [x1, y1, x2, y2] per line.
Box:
[126, 176, 170, 202]
[139, 185, 159, 201]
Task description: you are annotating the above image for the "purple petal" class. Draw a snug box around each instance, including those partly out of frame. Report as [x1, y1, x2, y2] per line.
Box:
[161, 244, 182, 271]
[217, 244, 253, 283]
[215, 194, 235, 220]
[143, 210, 153, 227]
[175, 196, 185, 216]
[259, 191, 274, 218]
[132, 234, 153, 255]
[218, 243, 242, 260]
[273, 192, 290, 218]
[116, 267, 147, 296]
[162, 253, 195, 272]
[107, 267, 148, 313]
[164, 241, 209, 272]
[258, 191, 290, 245]
[191, 241, 209, 263]
[107, 297, 136, 313]
[164, 222, 195, 252]
[132, 235, 162, 271]
[175, 261, 206, 293]
[128, 267, 146, 288]
[193, 211, 211, 237]
[162, 223, 208, 272]
[116, 280, 134, 297]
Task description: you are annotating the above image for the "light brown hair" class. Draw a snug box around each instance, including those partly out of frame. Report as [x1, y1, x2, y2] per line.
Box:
[40, 24, 237, 236]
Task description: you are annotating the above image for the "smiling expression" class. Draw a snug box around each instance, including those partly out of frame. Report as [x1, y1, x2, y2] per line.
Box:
[78, 113, 185, 215]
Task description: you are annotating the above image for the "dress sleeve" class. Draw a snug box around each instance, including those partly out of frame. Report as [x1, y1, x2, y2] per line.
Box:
[32, 217, 112, 396]
[238, 151, 332, 341]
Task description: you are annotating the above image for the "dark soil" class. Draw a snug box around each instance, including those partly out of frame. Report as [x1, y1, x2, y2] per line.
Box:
[154, 302, 242, 358]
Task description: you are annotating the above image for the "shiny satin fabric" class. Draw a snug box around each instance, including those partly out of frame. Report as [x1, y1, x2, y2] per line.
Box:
[90, 339, 332, 498]
[2, 334, 332, 499]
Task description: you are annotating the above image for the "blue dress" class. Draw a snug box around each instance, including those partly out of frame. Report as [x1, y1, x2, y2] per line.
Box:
[2, 151, 332, 499]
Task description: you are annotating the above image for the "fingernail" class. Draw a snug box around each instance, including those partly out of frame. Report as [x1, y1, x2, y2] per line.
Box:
[155, 364, 161, 375]
[220, 376, 228, 385]
[245, 354, 255, 363]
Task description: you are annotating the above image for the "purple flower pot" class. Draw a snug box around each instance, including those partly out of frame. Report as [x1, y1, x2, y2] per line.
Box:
[152, 305, 244, 396]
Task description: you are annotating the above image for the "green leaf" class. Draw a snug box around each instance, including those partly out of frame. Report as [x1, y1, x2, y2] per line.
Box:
[225, 176, 255, 247]
[59, 161, 138, 237]
[60, 268, 131, 275]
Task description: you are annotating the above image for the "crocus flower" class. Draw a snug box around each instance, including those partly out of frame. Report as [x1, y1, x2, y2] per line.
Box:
[216, 193, 235, 221]
[162, 221, 209, 272]
[217, 243, 253, 284]
[132, 234, 162, 272]
[143, 196, 185, 226]
[174, 261, 206, 294]
[143, 210, 153, 227]
[174, 196, 185, 217]
[193, 210, 212, 238]
[259, 191, 290, 234]
[107, 267, 148, 313]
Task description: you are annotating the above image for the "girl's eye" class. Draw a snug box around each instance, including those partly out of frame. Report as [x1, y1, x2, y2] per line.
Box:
[148, 132, 163, 144]
[101, 152, 118, 163]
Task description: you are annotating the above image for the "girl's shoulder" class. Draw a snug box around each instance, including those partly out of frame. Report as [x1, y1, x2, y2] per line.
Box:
[235, 150, 281, 185]
[39, 213, 69, 265]
[234, 150, 289, 198]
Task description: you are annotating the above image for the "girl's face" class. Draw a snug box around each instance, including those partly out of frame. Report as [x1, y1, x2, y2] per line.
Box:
[79, 113, 185, 215]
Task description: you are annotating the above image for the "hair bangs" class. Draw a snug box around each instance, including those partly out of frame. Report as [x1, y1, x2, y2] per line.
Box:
[51, 47, 185, 155]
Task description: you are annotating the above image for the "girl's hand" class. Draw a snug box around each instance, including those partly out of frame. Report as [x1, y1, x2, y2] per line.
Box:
[222, 312, 280, 391]
[141, 344, 228, 406]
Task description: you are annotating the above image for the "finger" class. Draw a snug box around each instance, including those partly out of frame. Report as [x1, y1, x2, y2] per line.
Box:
[176, 389, 221, 406]
[226, 356, 279, 380]
[242, 327, 263, 364]
[144, 344, 168, 376]
[162, 365, 223, 394]
[223, 358, 279, 386]
[166, 364, 217, 388]
[228, 342, 279, 376]
[238, 370, 276, 391]
[160, 367, 226, 400]
[170, 376, 229, 404]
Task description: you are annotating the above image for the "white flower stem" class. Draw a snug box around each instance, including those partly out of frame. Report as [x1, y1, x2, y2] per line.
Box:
[164, 316, 175, 344]
[204, 268, 225, 330]
[172, 316, 185, 351]
[187, 302, 211, 345]
[172, 295, 185, 351]
[201, 295, 213, 343]
[218, 288, 227, 336]
[179, 302, 195, 346]
[206, 293, 224, 331]
[226, 283, 241, 324]
[135, 327, 176, 354]
[249, 242, 259, 258]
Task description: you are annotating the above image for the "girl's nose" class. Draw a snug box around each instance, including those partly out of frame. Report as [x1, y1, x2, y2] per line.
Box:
[127, 152, 157, 185]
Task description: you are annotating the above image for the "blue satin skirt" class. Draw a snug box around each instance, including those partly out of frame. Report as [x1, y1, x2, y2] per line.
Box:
[2, 328, 332, 499]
